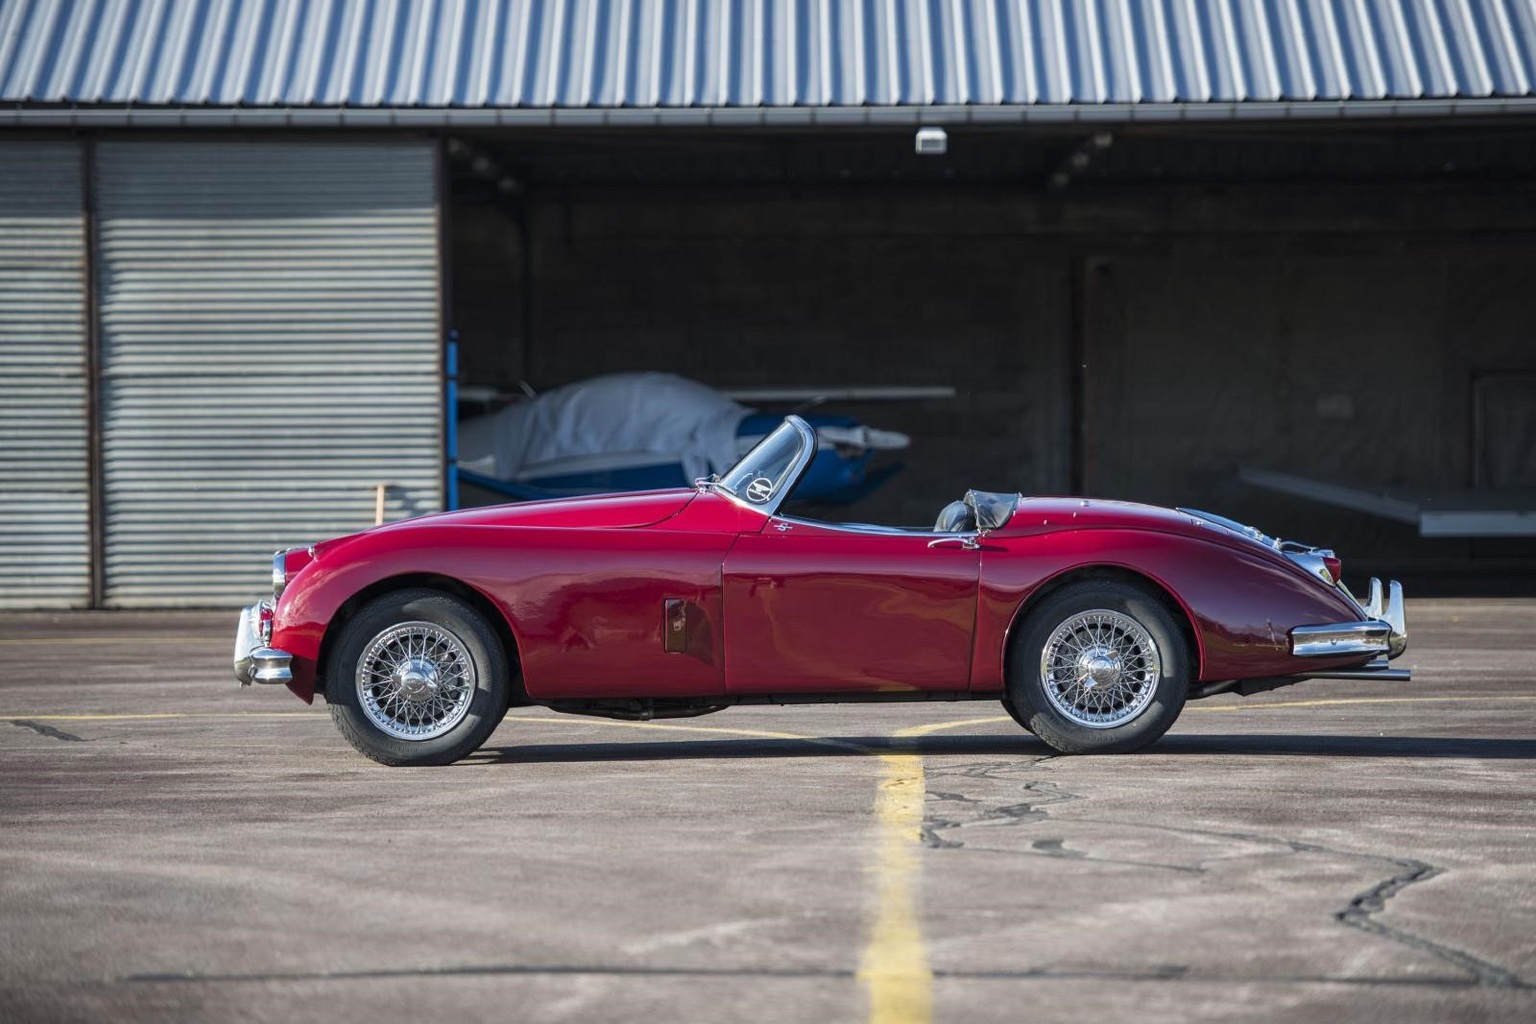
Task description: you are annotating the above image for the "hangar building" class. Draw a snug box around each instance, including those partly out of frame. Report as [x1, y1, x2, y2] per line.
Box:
[2, 0, 1535, 608]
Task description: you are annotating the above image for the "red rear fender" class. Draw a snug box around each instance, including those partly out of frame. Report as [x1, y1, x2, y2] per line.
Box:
[973, 529, 1367, 690]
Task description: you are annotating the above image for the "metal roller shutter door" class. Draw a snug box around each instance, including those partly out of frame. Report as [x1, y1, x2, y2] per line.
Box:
[95, 141, 441, 608]
[0, 142, 89, 609]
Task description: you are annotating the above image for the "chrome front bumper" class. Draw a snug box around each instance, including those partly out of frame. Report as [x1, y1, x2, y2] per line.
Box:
[1290, 577, 1408, 662]
[233, 602, 294, 686]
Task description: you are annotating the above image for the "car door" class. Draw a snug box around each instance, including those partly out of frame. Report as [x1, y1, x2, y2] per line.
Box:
[722, 517, 980, 693]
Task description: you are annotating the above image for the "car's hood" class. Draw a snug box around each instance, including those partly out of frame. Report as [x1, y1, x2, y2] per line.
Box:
[372, 489, 697, 532]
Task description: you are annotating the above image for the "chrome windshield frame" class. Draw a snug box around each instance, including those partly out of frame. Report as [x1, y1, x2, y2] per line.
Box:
[706, 415, 818, 520]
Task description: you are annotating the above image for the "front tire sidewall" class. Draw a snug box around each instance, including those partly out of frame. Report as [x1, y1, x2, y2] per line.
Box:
[1008, 581, 1188, 755]
[328, 590, 510, 766]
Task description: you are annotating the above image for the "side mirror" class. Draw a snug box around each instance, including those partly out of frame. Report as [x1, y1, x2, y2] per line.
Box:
[965, 490, 1019, 532]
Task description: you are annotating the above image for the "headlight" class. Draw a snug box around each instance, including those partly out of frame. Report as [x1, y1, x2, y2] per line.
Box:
[271, 546, 315, 599]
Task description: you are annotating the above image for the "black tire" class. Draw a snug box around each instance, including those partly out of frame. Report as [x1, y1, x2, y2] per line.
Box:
[327, 589, 511, 766]
[1000, 698, 1033, 733]
[1006, 580, 1189, 755]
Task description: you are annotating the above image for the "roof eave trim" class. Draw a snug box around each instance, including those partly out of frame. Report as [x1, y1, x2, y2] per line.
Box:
[4, 98, 1536, 129]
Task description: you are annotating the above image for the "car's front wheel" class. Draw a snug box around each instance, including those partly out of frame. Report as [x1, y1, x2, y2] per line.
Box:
[1006, 580, 1189, 754]
[327, 589, 511, 766]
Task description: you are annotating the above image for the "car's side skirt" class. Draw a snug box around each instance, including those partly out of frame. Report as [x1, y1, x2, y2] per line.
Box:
[543, 690, 999, 721]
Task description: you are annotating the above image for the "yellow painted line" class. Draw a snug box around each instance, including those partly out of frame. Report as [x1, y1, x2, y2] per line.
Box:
[0, 636, 216, 646]
[511, 711, 1002, 1024]
[13, 691, 1523, 1024]
[518, 712, 934, 1023]
[860, 748, 930, 1024]
[857, 716, 1001, 1024]
[900, 715, 1023, 739]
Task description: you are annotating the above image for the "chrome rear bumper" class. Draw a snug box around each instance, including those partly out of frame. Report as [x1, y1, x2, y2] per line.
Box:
[233, 602, 293, 686]
[1290, 577, 1408, 661]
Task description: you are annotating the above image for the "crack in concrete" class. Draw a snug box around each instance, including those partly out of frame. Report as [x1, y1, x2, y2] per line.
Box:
[1114, 821, 1524, 990]
[920, 784, 1062, 850]
[922, 761, 1072, 843]
[919, 757, 1527, 989]
[924, 762, 1203, 874]
[1334, 859, 1522, 988]
[7, 719, 85, 742]
[921, 759, 1199, 874]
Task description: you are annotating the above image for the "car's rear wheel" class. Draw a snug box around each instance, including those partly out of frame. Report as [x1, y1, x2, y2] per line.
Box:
[1006, 580, 1188, 754]
[327, 589, 511, 766]
[999, 698, 1033, 733]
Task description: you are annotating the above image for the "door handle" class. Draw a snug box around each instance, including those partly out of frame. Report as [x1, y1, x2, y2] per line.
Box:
[928, 535, 980, 550]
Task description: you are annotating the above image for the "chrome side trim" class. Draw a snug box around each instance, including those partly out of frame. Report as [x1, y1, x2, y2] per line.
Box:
[928, 534, 980, 549]
[1284, 548, 1337, 585]
[1291, 621, 1391, 657]
[779, 516, 935, 536]
[1178, 507, 1279, 548]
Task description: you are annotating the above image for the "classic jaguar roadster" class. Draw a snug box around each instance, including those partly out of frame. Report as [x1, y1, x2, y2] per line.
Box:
[235, 415, 1409, 766]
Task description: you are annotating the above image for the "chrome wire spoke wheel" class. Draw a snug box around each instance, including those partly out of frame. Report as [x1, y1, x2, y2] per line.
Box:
[1038, 609, 1162, 729]
[355, 621, 476, 741]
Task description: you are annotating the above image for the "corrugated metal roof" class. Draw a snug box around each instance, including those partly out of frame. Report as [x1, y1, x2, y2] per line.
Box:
[2, 0, 1535, 123]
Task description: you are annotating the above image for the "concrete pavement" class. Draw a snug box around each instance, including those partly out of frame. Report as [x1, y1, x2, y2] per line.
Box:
[1, 600, 1533, 1023]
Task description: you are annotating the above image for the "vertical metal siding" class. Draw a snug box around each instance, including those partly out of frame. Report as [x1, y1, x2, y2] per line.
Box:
[94, 141, 441, 608]
[0, 142, 90, 609]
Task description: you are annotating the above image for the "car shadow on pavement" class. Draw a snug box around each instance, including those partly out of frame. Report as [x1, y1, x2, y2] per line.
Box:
[467, 733, 1536, 764]
[470, 734, 1046, 764]
[1150, 734, 1536, 759]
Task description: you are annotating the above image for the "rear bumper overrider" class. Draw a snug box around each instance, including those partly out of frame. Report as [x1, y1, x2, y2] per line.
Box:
[233, 601, 293, 686]
[1194, 577, 1411, 699]
[1291, 577, 1408, 662]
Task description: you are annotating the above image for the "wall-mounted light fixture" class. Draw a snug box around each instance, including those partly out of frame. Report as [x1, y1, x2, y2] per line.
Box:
[915, 126, 948, 156]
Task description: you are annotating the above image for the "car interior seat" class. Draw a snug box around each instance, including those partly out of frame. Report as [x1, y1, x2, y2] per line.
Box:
[933, 500, 976, 533]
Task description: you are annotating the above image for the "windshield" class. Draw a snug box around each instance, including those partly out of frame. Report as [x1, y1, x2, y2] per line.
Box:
[715, 417, 813, 510]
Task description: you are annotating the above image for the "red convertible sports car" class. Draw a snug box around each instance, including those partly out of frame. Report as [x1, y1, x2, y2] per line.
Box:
[235, 416, 1409, 766]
